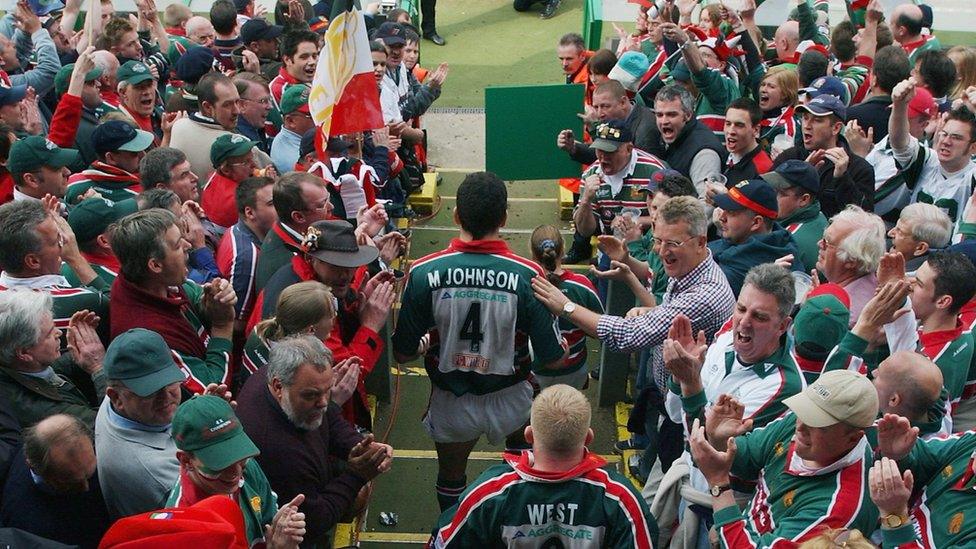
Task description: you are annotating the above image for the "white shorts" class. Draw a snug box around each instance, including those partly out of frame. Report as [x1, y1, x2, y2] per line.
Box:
[423, 381, 533, 445]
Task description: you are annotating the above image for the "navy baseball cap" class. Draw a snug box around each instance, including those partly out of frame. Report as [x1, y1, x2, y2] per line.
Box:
[375, 22, 406, 46]
[28, 0, 64, 16]
[241, 18, 283, 44]
[175, 47, 216, 84]
[714, 179, 779, 219]
[762, 159, 821, 194]
[591, 120, 634, 152]
[0, 85, 27, 107]
[797, 94, 847, 122]
[92, 120, 155, 156]
[801, 76, 849, 104]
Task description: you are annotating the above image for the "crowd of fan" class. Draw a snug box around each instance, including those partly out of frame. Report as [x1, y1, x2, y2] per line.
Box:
[0, 0, 452, 546]
[3, 0, 976, 546]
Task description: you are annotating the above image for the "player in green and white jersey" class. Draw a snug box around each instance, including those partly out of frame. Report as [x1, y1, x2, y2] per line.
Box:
[393, 172, 566, 512]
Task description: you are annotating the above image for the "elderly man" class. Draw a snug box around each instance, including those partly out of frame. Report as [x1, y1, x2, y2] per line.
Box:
[253, 220, 395, 429]
[0, 200, 108, 333]
[7, 136, 78, 202]
[166, 395, 306, 548]
[429, 385, 656, 547]
[254, 172, 333, 290]
[202, 133, 264, 229]
[116, 60, 162, 137]
[0, 291, 104, 429]
[774, 94, 875, 217]
[184, 16, 216, 48]
[817, 205, 887, 325]
[270, 84, 313, 173]
[763, 160, 828, 275]
[0, 414, 110, 548]
[646, 85, 725, 193]
[888, 203, 952, 274]
[394, 172, 566, 512]
[690, 370, 880, 545]
[891, 2, 940, 64]
[92, 50, 121, 114]
[773, 20, 800, 66]
[109, 209, 237, 393]
[95, 329, 185, 519]
[710, 179, 804, 295]
[64, 120, 155, 205]
[238, 336, 392, 547]
[140, 147, 201, 204]
[169, 72, 243, 182]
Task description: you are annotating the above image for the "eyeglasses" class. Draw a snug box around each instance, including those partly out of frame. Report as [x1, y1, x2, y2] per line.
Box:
[650, 235, 696, 250]
[239, 97, 272, 106]
[937, 130, 974, 143]
[818, 236, 838, 250]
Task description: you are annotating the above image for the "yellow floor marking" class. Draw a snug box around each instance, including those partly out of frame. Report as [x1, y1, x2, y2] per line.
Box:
[359, 532, 431, 543]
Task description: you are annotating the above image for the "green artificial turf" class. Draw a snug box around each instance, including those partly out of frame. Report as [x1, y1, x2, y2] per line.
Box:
[414, 0, 587, 108]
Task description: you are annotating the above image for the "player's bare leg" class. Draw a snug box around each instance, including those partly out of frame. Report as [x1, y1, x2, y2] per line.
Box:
[434, 438, 479, 511]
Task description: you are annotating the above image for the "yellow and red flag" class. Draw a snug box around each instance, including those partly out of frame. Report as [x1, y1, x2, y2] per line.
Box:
[308, 0, 383, 156]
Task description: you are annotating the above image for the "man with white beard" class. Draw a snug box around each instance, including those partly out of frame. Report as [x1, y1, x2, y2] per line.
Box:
[236, 335, 393, 547]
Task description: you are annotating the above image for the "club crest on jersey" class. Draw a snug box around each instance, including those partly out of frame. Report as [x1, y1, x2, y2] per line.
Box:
[949, 512, 965, 534]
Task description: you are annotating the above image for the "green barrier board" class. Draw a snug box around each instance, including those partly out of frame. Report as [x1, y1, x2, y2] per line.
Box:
[484, 83, 585, 181]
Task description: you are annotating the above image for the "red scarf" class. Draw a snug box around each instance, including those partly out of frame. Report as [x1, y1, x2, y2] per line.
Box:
[81, 250, 121, 273]
[110, 274, 208, 359]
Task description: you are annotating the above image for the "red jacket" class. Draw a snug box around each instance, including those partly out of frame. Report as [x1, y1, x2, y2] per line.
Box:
[48, 93, 83, 149]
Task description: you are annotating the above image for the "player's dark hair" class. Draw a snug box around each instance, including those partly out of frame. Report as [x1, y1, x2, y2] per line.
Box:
[281, 30, 319, 60]
[727, 97, 762, 126]
[657, 173, 698, 199]
[916, 50, 957, 99]
[947, 106, 976, 142]
[928, 252, 976, 314]
[210, 0, 238, 35]
[797, 50, 828, 88]
[588, 49, 617, 77]
[456, 172, 507, 239]
[873, 45, 912, 94]
[830, 21, 857, 63]
[236, 176, 274, 215]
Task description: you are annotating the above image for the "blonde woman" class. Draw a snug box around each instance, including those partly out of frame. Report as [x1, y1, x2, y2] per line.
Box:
[758, 66, 800, 151]
[948, 46, 976, 101]
[528, 225, 604, 389]
[241, 280, 359, 406]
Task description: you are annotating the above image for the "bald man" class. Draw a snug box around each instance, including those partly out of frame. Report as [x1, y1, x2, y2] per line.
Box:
[774, 21, 800, 65]
[891, 3, 940, 64]
[92, 50, 122, 114]
[872, 350, 948, 439]
[0, 414, 111, 546]
[185, 16, 216, 49]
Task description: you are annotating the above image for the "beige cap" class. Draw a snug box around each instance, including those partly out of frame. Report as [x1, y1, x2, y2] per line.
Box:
[783, 370, 878, 429]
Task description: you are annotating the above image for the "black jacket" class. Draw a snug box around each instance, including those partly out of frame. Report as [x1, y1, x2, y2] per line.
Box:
[847, 95, 892, 144]
[774, 140, 875, 217]
[646, 117, 727, 181]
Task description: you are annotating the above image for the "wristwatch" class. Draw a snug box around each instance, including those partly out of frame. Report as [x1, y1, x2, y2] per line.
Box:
[561, 301, 577, 317]
[881, 513, 910, 528]
[709, 484, 731, 497]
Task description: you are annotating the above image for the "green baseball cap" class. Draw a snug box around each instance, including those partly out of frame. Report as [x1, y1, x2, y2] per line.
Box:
[117, 60, 155, 86]
[210, 133, 258, 168]
[67, 197, 138, 244]
[104, 328, 185, 397]
[280, 84, 310, 115]
[793, 283, 851, 362]
[172, 395, 260, 471]
[54, 63, 104, 96]
[7, 136, 81, 175]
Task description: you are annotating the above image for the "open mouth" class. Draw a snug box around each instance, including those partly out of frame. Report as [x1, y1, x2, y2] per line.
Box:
[725, 137, 737, 149]
[759, 93, 770, 107]
[735, 331, 752, 345]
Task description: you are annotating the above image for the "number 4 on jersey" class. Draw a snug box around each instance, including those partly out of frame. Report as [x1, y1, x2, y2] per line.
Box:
[459, 302, 485, 353]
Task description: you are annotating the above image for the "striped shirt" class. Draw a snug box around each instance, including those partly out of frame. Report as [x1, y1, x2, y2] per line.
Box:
[216, 221, 262, 321]
[535, 271, 603, 377]
[582, 149, 665, 235]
